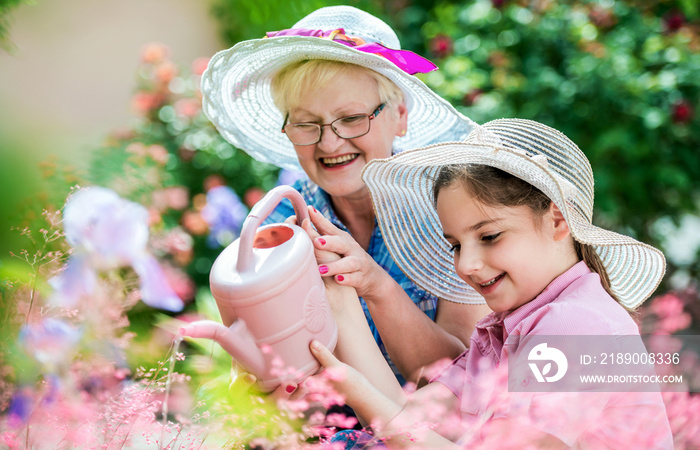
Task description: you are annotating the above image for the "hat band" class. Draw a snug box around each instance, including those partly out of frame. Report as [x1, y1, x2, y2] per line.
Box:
[265, 28, 438, 75]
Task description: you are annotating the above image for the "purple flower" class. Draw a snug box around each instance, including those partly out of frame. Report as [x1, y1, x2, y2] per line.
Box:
[50, 187, 183, 311]
[7, 387, 32, 427]
[131, 257, 186, 311]
[19, 318, 82, 369]
[276, 168, 308, 187]
[201, 186, 248, 247]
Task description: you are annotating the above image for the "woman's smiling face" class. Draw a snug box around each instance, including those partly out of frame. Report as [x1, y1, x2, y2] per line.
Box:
[287, 70, 406, 199]
[436, 182, 575, 313]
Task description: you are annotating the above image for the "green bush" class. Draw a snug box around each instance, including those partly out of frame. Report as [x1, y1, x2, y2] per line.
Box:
[414, 1, 699, 246]
[209, 0, 700, 288]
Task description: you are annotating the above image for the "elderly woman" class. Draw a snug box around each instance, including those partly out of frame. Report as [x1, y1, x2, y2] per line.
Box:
[201, 6, 490, 385]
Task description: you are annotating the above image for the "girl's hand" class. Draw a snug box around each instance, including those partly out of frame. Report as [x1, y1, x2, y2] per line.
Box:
[307, 207, 388, 299]
[309, 339, 366, 406]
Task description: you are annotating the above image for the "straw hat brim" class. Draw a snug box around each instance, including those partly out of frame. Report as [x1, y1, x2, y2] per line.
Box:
[201, 36, 476, 171]
[362, 142, 665, 309]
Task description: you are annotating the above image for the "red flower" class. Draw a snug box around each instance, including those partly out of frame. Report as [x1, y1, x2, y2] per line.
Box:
[589, 6, 617, 29]
[462, 89, 483, 106]
[663, 9, 685, 33]
[244, 187, 266, 208]
[672, 100, 694, 124]
[488, 50, 510, 68]
[203, 174, 226, 192]
[429, 35, 453, 59]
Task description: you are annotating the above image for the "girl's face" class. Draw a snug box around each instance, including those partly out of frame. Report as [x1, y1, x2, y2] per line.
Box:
[436, 182, 576, 313]
[288, 70, 407, 200]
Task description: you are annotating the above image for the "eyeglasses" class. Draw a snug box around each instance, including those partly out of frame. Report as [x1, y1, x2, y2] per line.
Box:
[282, 103, 386, 146]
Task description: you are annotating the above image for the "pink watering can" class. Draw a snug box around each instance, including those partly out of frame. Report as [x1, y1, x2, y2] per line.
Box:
[179, 185, 338, 392]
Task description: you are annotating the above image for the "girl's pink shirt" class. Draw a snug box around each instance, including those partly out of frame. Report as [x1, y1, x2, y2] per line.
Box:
[432, 261, 674, 448]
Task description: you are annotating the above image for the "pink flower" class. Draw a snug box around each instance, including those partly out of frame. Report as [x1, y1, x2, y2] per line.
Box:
[3, 431, 20, 448]
[174, 98, 201, 118]
[125, 142, 147, 156]
[148, 144, 170, 164]
[191, 57, 210, 76]
[155, 61, 178, 84]
[649, 293, 691, 334]
[160, 263, 196, 302]
[152, 186, 189, 212]
[181, 210, 208, 236]
[651, 293, 685, 317]
[164, 227, 194, 264]
[141, 42, 170, 64]
[325, 413, 358, 430]
[662, 391, 700, 448]
[131, 91, 163, 115]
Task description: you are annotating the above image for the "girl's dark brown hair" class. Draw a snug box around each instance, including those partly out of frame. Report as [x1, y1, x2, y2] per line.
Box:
[432, 164, 620, 305]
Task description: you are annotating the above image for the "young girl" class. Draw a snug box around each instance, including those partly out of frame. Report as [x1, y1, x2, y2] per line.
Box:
[305, 119, 673, 448]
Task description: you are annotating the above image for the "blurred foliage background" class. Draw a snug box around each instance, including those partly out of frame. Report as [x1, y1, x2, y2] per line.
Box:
[154, 0, 700, 293]
[214, 0, 700, 287]
[2, 0, 698, 318]
[1, 0, 698, 341]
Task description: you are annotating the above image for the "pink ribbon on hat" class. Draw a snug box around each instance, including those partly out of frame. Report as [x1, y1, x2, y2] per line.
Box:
[265, 28, 437, 75]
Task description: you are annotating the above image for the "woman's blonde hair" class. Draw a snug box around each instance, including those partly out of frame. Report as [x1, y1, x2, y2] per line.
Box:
[432, 164, 623, 308]
[270, 59, 404, 116]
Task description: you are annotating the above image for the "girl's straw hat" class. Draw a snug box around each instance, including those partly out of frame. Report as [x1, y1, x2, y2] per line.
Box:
[201, 5, 476, 171]
[362, 119, 666, 309]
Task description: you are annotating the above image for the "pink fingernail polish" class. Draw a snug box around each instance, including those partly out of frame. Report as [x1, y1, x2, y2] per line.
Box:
[337, 275, 344, 282]
[319, 265, 329, 274]
[318, 238, 326, 246]
[312, 206, 318, 213]
[286, 385, 296, 394]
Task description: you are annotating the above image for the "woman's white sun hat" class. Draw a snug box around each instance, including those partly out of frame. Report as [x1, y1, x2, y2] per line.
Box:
[362, 119, 666, 309]
[201, 5, 476, 172]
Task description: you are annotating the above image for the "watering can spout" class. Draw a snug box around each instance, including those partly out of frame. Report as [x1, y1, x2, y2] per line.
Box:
[179, 319, 266, 376]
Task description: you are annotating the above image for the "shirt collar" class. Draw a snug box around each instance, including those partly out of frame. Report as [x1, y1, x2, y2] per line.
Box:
[476, 260, 591, 335]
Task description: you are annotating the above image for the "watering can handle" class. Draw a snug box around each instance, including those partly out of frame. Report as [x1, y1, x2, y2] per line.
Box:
[236, 185, 310, 273]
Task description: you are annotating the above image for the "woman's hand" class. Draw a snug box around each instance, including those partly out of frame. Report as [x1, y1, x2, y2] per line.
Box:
[307, 207, 389, 299]
[285, 208, 340, 268]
